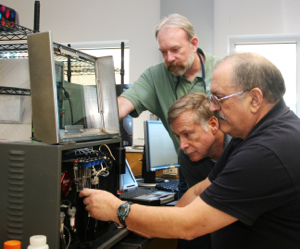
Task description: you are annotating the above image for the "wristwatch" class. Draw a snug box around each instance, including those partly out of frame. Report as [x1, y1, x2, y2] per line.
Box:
[117, 202, 132, 227]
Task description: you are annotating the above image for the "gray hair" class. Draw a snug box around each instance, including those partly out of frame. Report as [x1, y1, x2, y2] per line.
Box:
[155, 13, 196, 41]
[168, 93, 214, 131]
[215, 52, 286, 103]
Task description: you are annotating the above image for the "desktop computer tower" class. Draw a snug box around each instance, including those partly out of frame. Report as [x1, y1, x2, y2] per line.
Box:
[0, 138, 125, 249]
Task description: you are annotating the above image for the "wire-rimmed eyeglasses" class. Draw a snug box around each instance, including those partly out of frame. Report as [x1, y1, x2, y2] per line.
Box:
[209, 91, 246, 110]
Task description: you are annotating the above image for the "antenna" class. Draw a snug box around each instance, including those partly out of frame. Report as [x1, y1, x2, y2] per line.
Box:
[33, 1, 40, 32]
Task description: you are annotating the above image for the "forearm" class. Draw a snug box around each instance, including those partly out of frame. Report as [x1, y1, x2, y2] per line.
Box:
[176, 177, 211, 207]
[80, 188, 236, 241]
[125, 195, 233, 240]
[126, 202, 201, 239]
[81, 189, 197, 239]
[176, 187, 199, 207]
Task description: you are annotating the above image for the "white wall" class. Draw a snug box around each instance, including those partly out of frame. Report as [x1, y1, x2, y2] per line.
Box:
[214, 0, 300, 57]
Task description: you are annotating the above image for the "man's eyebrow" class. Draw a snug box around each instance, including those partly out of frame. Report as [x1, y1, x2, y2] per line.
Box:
[175, 128, 191, 135]
[211, 90, 225, 96]
[159, 45, 181, 51]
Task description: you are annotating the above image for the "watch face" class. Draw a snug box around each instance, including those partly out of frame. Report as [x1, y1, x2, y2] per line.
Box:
[119, 206, 126, 215]
[118, 203, 131, 226]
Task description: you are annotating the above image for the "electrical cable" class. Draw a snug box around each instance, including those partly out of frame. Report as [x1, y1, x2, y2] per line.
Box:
[57, 85, 74, 125]
[99, 144, 116, 161]
[63, 225, 71, 249]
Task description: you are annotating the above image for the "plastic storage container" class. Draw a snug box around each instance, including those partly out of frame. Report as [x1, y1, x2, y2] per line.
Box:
[4, 240, 21, 249]
[27, 235, 49, 249]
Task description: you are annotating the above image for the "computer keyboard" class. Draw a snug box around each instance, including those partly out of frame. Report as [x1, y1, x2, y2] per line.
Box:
[156, 180, 179, 192]
[119, 188, 156, 199]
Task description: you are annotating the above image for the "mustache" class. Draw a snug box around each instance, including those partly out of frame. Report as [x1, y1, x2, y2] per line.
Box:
[167, 61, 186, 76]
[214, 111, 227, 121]
[183, 150, 194, 155]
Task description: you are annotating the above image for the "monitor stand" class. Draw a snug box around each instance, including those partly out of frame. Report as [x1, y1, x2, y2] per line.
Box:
[139, 145, 165, 187]
[143, 170, 156, 183]
[136, 176, 164, 187]
[140, 156, 165, 187]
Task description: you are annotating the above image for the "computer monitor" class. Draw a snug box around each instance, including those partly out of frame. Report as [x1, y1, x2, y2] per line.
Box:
[143, 120, 179, 183]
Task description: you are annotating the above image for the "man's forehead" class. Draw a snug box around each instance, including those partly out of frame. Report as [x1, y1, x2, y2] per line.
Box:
[210, 63, 233, 94]
[173, 113, 205, 132]
[158, 27, 189, 45]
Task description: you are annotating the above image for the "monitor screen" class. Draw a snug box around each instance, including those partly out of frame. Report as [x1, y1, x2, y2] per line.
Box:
[144, 120, 179, 172]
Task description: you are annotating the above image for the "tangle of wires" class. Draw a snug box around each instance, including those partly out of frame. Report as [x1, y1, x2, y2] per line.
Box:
[66, 145, 116, 182]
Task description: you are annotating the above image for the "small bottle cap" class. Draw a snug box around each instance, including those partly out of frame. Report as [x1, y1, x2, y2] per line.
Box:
[4, 240, 21, 249]
[30, 235, 47, 246]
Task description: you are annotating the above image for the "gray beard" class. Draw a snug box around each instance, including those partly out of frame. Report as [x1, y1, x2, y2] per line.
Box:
[167, 50, 195, 77]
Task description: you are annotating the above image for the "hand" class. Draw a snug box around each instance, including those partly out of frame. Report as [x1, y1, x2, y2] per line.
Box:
[79, 189, 123, 223]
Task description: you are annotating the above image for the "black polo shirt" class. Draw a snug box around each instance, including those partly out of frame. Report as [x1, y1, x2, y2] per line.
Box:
[201, 99, 300, 249]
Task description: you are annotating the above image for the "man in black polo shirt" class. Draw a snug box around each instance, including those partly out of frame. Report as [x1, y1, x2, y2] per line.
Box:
[203, 52, 300, 248]
[80, 52, 300, 249]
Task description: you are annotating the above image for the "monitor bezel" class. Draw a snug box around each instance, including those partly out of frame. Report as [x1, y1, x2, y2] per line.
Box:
[144, 120, 179, 173]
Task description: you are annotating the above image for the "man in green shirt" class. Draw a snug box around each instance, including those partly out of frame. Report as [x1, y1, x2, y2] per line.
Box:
[118, 14, 220, 248]
[119, 14, 220, 152]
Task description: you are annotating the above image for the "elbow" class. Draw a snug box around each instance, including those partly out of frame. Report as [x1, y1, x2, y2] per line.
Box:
[180, 232, 209, 241]
[179, 223, 209, 240]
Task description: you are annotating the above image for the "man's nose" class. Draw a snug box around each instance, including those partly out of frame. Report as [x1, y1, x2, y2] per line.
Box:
[209, 102, 218, 112]
[180, 139, 189, 151]
[166, 52, 175, 63]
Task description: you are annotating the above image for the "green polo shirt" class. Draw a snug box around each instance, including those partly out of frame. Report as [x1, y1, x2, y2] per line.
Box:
[121, 48, 221, 151]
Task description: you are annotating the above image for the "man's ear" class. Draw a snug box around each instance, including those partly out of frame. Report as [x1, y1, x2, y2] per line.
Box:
[249, 88, 263, 113]
[208, 116, 219, 135]
[190, 37, 198, 52]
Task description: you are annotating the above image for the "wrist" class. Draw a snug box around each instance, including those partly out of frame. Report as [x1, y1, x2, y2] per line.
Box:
[117, 202, 132, 227]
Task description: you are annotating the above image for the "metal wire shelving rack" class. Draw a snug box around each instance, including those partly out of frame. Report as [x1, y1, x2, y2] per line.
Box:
[0, 20, 34, 96]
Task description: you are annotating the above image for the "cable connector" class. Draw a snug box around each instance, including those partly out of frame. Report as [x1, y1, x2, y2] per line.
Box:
[60, 212, 65, 233]
[68, 206, 76, 229]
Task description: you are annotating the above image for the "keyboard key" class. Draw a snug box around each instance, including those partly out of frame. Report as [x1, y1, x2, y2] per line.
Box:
[120, 188, 156, 199]
[156, 180, 179, 192]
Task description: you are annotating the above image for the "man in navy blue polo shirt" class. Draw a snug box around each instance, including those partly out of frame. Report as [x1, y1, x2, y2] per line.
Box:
[203, 52, 300, 248]
[80, 52, 300, 249]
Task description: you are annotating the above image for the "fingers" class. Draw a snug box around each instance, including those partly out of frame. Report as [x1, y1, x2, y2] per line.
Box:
[79, 188, 94, 198]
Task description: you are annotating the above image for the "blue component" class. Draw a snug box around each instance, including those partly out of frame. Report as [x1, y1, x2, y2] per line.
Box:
[78, 159, 92, 168]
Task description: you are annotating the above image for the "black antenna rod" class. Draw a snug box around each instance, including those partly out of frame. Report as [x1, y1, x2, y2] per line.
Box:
[120, 41, 125, 87]
[33, 1, 40, 32]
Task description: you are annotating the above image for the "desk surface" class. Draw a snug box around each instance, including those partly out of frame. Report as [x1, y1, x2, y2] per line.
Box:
[125, 146, 144, 153]
[112, 232, 178, 249]
[112, 232, 151, 249]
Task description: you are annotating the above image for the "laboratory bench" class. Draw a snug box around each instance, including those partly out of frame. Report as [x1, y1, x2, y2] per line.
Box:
[90, 223, 178, 249]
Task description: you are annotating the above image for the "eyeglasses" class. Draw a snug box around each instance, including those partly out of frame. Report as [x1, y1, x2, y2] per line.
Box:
[209, 91, 246, 110]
